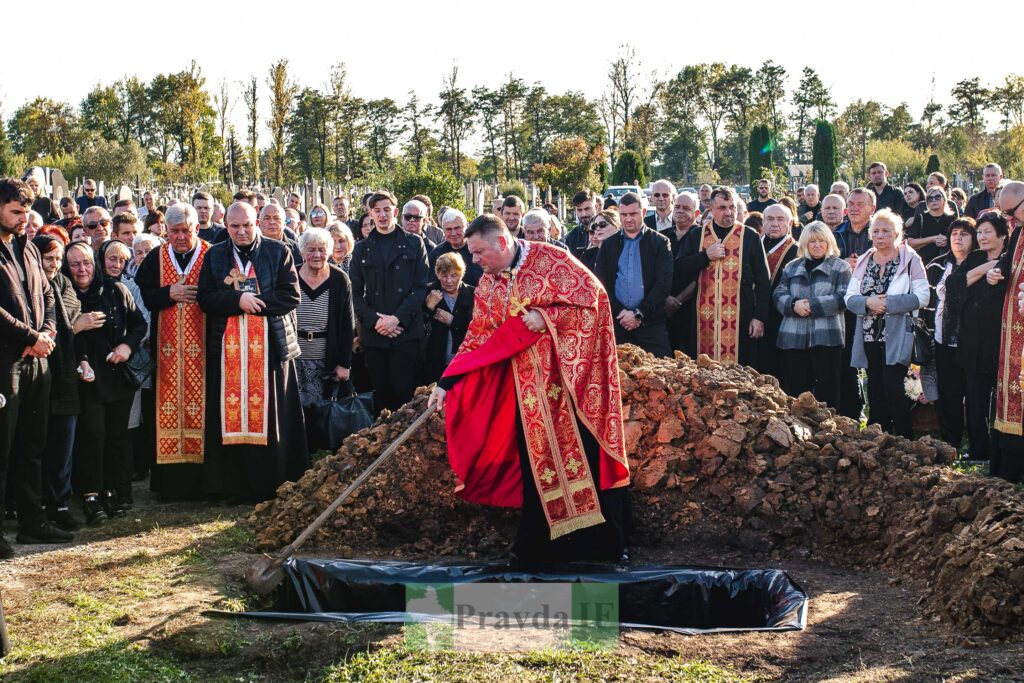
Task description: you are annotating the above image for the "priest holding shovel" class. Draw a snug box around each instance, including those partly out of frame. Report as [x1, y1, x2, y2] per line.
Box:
[427, 214, 632, 563]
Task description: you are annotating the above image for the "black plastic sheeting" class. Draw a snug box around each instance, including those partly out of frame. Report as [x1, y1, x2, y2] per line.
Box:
[227, 558, 808, 635]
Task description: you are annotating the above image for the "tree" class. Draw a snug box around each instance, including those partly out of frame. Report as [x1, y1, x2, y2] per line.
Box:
[790, 67, 836, 163]
[748, 124, 774, 183]
[242, 76, 260, 183]
[8, 97, 80, 159]
[990, 74, 1024, 130]
[530, 137, 603, 197]
[926, 154, 941, 175]
[403, 92, 434, 172]
[667, 63, 732, 170]
[812, 119, 838, 190]
[287, 88, 332, 181]
[611, 149, 644, 186]
[472, 86, 504, 183]
[267, 59, 298, 186]
[838, 99, 883, 181]
[213, 79, 234, 182]
[435, 66, 475, 180]
[497, 75, 527, 179]
[948, 77, 990, 132]
[875, 103, 914, 142]
[865, 139, 928, 183]
[364, 98, 404, 171]
[0, 117, 14, 176]
[75, 134, 149, 184]
[752, 60, 787, 160]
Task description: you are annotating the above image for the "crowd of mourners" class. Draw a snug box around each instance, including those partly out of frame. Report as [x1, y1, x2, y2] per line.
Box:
[1, 158, 1022, 559]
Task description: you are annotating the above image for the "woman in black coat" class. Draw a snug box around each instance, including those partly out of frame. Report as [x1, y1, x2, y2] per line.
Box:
[950, 213, 1009, 461]
[65, 241, 146, 523]
[420, 251, 475, 385]
[32, 233, 97, 531]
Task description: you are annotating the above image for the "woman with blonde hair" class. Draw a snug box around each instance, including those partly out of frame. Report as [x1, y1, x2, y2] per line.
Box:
[845, 209, 929, 438]
[773, 221, 852, 407]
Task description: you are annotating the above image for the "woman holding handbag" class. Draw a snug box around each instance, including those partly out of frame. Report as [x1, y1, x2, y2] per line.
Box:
[66, 241, 146, 523]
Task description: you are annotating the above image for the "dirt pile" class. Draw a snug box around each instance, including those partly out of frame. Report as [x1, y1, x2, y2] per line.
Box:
[247, 346, 1024, 640]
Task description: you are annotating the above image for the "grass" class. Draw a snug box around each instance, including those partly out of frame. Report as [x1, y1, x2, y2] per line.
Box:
[321, 649, 746, 683]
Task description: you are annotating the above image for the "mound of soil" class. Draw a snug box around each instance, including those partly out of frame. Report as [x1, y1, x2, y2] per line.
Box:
[247, 346, 1024, 640]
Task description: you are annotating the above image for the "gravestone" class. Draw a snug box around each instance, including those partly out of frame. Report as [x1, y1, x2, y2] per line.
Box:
[50, 169, 69, 201]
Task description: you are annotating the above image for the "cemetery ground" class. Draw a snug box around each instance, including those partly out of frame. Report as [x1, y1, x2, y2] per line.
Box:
[0, 487, 1022, 682]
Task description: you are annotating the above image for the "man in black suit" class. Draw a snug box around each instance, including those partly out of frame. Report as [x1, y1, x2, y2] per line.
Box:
[595, 192, 673, 357]
[966, 163, 1003, 219]
[429, 209, 482, 286]
[0, 178, 73, 557]
[644, 179, 675, 232]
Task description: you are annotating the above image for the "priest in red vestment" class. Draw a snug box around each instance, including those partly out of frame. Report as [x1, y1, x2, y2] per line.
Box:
[428, 214, 631, 563]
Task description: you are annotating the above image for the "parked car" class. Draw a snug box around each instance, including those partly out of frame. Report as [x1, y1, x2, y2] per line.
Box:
[604, 185, 644, 201]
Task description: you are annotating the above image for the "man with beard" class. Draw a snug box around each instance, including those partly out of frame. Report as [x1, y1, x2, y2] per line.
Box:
[136, 203, 212, 499]
[196, 202, 308, 502]
[564, 189, 599, 260]
[678, 186, 770, 367]
[0, 178, 70, 556]
[644, 179, 676, 232]
[757, 204, 799, 380]
[747, 179, 778, 214]
[867, 162, 906, 214]
[428, 214, 631, 563]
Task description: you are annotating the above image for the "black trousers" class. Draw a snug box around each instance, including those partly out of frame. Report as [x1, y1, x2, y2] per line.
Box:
[839, 311, 864, 420]
[131, 388, 156, 478]
[364, 341, 420, 414]
[75, 394, 134, 497]
[0, 357, 50, 531]
[864, 341, 912, 439]
[783, 346, 842, 410]
[992, 430, 1024, 484]
[614, 320, 672, 358]
[964, 370, 996, 460]
[666, 306, 694, 357]
[934, 343, 966, 451]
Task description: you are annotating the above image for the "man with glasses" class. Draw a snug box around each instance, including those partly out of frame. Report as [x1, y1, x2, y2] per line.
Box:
[192, 191, 223, 243]
[984, 181, 1024, 485]
[82, 207, 112, 249]
[644, 179, 676, 232]
[75, 179, 107, 215]
[411, 194, 445, 245]
[400, 199, 437, 250]
[747, 179, 778, 214]
[430, 208, 481, 286]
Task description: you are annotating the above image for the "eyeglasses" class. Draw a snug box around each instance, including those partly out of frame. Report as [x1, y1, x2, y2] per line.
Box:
[1006, 197, 1024, 218]
[590, 221, 609, 231]
[403, 214, 424, 222]
[84, 188, 96, 193]
[652, 192, 671, 198]
[310, 211, 326, 217]
[926, 195, 944, 201]
[85, 219, 111, 229]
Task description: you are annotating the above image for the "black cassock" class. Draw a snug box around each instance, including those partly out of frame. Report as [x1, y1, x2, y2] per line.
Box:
[197, 236, 309, 502]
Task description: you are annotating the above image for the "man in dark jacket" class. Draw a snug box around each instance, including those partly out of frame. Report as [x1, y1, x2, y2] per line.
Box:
[0, 178, 73, 556]
[429, 209, 482, 286]
[349, 190, 430, 413]
[966, 163, 1003, 219]
[595, 192, 673, 357]
[867, 162, 906, 215]
[197, 201, 308, 502]
[75, 179, 108, 214]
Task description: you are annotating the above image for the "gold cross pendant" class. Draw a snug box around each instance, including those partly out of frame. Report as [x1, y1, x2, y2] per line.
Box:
[508, 295, 531, 317]
[224, 268, 246, 288]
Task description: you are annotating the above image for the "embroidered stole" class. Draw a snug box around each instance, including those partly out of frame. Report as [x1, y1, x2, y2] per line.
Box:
[156, 242, 208, 464]
[696, 223, 745, 363]
[220, 255, 269, 445]
[765, 235, 795, 284]
[995, 230, 1024, 435]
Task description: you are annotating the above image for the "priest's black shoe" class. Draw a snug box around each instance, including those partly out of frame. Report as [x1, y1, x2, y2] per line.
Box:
[48, 508, 83, 532]
[101, 491, 125, 518]
[0, 536, 13, 560]
[16, 523, 74, 545]
[82, 496, 107, 526]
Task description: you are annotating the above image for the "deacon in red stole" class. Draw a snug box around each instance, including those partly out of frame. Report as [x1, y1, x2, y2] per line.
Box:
[137, 204, 211, 499]
[428, 214, 631, 563]
[678, 187, 770, 367]
[990, 181, 1024, 484]
[757, 204, 798, 379]
[197, 202, 308, 502]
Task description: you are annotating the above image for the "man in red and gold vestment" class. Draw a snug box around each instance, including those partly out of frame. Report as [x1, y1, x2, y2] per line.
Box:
[428, 214, 631, 563]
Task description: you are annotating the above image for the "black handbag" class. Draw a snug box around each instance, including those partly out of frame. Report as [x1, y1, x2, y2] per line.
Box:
[310, 381, 374, 451]
[910, 315, 935, 365]
[122, 346, 154, 389]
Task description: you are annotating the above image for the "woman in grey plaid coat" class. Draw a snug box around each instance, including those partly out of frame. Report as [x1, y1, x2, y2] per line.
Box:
[773, 222, 852, 409]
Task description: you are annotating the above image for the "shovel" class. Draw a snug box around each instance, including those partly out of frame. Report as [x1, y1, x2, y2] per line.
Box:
[245, 406, 435, 596]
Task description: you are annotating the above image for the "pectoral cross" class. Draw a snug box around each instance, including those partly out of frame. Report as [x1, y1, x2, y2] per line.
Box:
[224, 268, 247, 289]
[508, 295, 531, 317]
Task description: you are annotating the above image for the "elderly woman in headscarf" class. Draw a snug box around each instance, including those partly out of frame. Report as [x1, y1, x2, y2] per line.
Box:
[65, 240, 147, 524]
